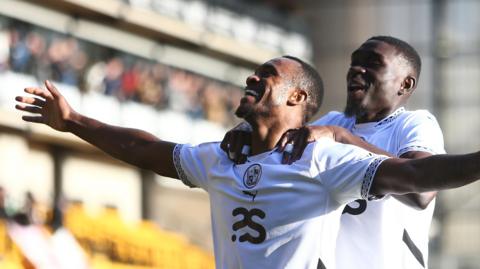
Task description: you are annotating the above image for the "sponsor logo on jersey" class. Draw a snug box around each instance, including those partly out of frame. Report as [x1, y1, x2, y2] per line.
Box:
[243, 164, 262, 189]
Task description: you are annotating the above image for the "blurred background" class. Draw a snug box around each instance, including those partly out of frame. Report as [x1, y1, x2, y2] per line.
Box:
[0, 0, 478, 268]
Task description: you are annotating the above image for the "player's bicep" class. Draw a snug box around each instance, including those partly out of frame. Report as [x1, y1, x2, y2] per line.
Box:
[400, 150, 432, 159]
[370, 158, 418, 196]
[137, 141, 179, 178]
[395, 151, 437, 209]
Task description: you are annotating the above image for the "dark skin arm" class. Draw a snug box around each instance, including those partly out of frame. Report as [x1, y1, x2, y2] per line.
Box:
[335, 127, 436, 209]
[371, 152, 480, 196]
[15, 80, 179, 178]
[279, 125, 436, 209]
[395, 151, 437, 209]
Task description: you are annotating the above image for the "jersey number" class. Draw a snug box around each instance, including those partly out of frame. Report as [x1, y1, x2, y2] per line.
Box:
[231, 207, 266, 244]
[342, 199, 367, 215]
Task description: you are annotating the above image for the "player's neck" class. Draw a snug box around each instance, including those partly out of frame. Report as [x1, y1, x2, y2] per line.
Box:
[249, 121, 300, 156]
[355, 106, 400, 124]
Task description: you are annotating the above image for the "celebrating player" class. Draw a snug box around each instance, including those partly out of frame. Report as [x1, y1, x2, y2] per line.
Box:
[224, 36, 442, 268]
[15, 56, 480, 269]
[314, 36, 440, 269]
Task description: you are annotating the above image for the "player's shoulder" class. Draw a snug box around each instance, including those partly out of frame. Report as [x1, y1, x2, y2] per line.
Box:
[399, 109, 438, 122]
[312, 139, 374, 169]
[180, 141, 227, 161]
[310, 111, 352, 126]
[392, 109, 439, 130]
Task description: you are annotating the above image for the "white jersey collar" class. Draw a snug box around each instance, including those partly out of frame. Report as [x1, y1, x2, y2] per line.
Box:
[354, 107, 405, 130]
[246, 148, 277, 162]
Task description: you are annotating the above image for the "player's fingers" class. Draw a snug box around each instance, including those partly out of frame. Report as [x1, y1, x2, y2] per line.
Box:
[21, 115, 44, 123]
[15, 96, 46, 107]
[237, 154, 247, 164]
[45, 80, 61, 98]
[220, 131, 231, 153]
[282, 142, 294, 164]
[235, 131, 251, 164]
[277, 129, 297, 152]
[228, 131, 239, 161]
[15, 104, 42, 114]
[277, 132, 289, 152]
[236, 144, 250, 164]
[24, 87, 51, 100]
[233, 132, 245, 163]
[290, 130, 309, 164]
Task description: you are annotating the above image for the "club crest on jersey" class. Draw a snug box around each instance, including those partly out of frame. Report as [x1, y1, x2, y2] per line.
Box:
[243, 164, 262, 189]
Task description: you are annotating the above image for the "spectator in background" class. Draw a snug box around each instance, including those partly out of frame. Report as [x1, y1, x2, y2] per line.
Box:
[48, 37, 87, 86]
[103, 57, 124, 97]
[5, 24, 243, 127]
[26, 31, 49, 81]
[67, 46, 88, 89]
[168, 69, 206, 116]
[9, 29, 31, 73]
[84, 60, 107, 94]
[201, 83, 228, 124]
[0, 27, 9, 72]
[137, 64, 168, 107]
[120, 60, 142, 101]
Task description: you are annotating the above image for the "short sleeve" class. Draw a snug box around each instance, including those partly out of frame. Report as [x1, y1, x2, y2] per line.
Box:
[315, 142, 389, 205]
[173, 142, 222, 190]
[396, 111, 446, 156]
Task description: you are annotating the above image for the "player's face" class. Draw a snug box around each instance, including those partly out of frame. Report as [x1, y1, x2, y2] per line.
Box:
[235, 57, 298, 120]
[345, 40, 410, 122]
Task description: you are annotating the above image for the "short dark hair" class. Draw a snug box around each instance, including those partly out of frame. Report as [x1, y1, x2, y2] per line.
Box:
[367, 36, 422, 78]
[282, 55, 324, 123]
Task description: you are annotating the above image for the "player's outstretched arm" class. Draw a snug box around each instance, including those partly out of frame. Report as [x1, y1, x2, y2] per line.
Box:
[394, 151, 436, 209]
[15, 80, 178, 178]
[336, 127, 436, 209]
[370, 152, 480, 196]
[280, 125, 435, 208]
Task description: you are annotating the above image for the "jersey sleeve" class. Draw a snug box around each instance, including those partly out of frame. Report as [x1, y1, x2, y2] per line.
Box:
[315, 142, 389, 204]
[396, 111, 446, 157]
[172, 142, 223, 190]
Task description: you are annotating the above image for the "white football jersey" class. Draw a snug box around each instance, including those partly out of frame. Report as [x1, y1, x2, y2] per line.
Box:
[311, 107, 445, 269]
[173, 139, 388, 269]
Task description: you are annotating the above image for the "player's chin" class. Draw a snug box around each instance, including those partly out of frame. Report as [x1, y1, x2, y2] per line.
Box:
[343, 104, 356, 117]
[344, 100, 364, 118]
[235, 105, 252, 119]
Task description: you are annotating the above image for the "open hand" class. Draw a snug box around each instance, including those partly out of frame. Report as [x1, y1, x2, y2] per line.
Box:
[15, 80, 75, 132]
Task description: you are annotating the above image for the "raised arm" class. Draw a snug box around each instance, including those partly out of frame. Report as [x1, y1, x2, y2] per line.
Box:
[370, 152, 480, 196]
[15, 80, 178, 178]
[335, 127, 436, 209]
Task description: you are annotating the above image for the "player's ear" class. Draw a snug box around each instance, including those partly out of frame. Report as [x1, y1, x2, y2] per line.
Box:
[398, 76, 416, 96]
[287, 88, 307, 105]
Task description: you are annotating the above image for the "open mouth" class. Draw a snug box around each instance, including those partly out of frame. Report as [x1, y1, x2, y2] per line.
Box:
[347, 81, 370, 92]
[243, 87, 265, 102]
[245, 89, 260, 99]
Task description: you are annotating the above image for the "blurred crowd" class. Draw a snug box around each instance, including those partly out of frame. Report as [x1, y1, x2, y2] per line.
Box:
[0, 186, 58, 229]
[0, 18, 243, 126]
